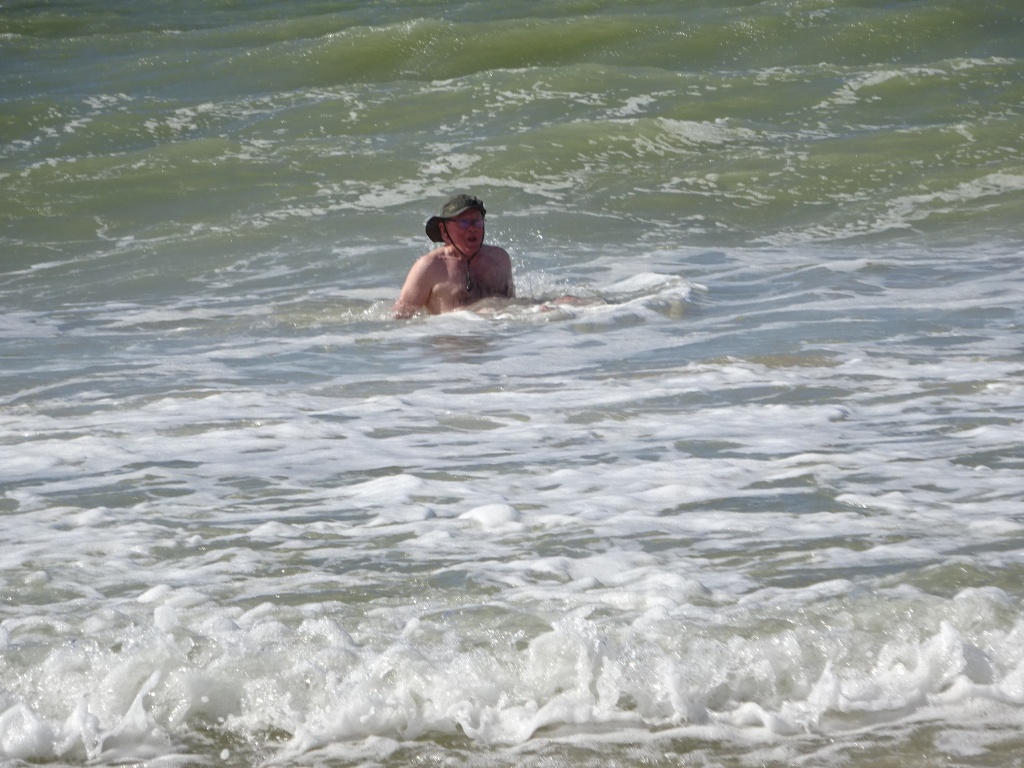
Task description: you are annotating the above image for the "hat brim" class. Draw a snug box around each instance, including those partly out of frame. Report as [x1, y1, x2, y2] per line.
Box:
[425, 216, 446, 243]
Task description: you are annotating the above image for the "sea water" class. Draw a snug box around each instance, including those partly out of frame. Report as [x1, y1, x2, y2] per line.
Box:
[2, 1, 1024, 766]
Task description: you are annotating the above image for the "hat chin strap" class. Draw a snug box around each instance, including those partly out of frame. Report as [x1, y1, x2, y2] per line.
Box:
[441, 222, 483, 293]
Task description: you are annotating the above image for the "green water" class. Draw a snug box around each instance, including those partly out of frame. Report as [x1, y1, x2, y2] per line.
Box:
[4, 0, 1023, 283]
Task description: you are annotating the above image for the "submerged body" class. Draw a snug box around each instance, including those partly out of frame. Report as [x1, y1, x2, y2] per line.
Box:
[394, 195, 515, 318]
[394, 242, 514, 317]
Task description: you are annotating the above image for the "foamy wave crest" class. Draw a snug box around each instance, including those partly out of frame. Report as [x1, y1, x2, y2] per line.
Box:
[4, 585, 1024, 762]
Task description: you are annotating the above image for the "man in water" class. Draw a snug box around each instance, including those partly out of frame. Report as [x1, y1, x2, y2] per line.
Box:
[393, 193, 515, 318]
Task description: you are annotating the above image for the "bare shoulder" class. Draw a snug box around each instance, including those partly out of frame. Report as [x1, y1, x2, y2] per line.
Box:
[480, 244, 512, 271]
[403, 247, 454, 286]
[411, 245, 449, 270]
[482, 243, 511, 259]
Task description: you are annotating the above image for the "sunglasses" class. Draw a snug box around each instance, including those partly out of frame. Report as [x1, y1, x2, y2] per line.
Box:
[446, 217, 484, 230]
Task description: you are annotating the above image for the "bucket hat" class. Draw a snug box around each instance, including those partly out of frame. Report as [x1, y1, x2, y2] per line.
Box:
[425, 193, 486, 242]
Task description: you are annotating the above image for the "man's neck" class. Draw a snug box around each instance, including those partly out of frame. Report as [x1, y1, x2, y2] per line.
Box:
[448, 242, 482, 262]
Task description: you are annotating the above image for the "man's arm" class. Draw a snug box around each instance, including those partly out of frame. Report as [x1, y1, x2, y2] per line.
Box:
[393, 252, 438, 318]
[496, 247, 515, 298]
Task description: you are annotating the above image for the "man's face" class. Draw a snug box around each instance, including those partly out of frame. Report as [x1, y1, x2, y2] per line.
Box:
[442, 209, 485, 252]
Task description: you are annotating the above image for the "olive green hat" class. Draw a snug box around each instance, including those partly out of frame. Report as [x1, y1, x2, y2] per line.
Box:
[425, 193, 486, 242]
